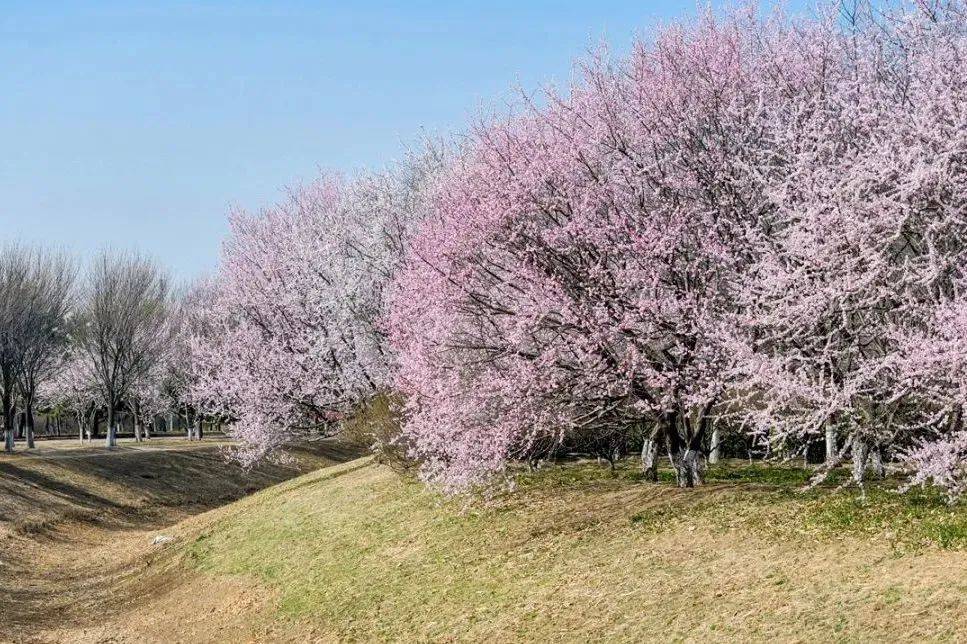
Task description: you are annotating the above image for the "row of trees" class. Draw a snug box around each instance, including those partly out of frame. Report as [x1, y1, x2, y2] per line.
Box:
[0, 248, 208, 450]
[189, 1, 967, 500]
[187, 147, 448, 465]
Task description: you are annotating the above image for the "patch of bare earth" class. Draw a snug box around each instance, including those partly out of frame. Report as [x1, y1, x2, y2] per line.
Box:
[12, 525, 305, 643]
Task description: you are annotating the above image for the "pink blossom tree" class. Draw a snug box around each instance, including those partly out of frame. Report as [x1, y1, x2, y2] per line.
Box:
[191, 1, 967, 504]
[191, 146, 446, 464]
[897, 300, 967, 501]
[389, 1, 967, 496]
[733, 0, 967, 488]
[388, 10, 785, 491]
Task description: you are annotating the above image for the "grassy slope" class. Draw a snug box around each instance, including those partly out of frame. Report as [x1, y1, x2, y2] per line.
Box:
[181, 459, 967, 642]
[0, 438, 363, 538]
[0, 438, 368, 643]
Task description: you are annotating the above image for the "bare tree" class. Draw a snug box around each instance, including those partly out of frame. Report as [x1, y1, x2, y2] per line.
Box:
[15, 252, 75, 448]
[0, 247, 32, 452]
[75, 253, 172, 448]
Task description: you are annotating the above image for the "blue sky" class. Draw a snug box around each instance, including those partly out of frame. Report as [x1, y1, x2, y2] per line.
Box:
[0, 1, 811, 281]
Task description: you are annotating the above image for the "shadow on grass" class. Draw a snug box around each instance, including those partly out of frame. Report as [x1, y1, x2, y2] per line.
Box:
[513, 458, 967, 552]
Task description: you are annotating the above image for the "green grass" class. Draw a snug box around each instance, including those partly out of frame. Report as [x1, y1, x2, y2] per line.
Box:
[183, 458, 967, 642]
[802, 485, 967, 550]
[515, 460, 967, 552]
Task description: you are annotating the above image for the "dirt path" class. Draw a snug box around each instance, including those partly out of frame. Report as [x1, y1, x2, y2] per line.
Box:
[0, 439, 362, 643]
[2, 508, 302, 643]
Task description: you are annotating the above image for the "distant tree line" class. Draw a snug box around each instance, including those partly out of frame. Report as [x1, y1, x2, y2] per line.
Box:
[0, 248, 219, 450]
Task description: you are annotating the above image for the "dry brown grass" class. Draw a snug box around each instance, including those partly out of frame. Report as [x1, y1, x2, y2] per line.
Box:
[2, 449, 965, 642]
[181, 461, 967, 642]
[0, 438, 363, 643]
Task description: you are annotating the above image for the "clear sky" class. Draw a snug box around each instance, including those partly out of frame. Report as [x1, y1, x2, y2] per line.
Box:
[0, 1, 811, 282]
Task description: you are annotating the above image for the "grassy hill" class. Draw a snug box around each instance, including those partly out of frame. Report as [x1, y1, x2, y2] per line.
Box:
[170, 459, 967, 642]
[4, 444, 965, 642]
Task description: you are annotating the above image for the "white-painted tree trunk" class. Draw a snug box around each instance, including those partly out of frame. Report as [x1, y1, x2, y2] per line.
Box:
[825, 426, 837, 463]
[708, 427, 721, 465]
[870, 444, 886, 478]
[105, 407, 118, 448]
[641, 439, 659, 481]
[133, 402, 141, 442]
[184, 406, 193, 440]
[25, 407, 35, 449]
[851, 437, 869, 487]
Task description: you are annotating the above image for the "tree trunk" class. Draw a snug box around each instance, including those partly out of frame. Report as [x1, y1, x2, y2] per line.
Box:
[666, 429, 700, 487]
[3, 378, 17, 452]
[825, 425, 837, 463]
[708, 426, 721, 465]
[90, 407, 100, 440]
[851, 437, 869, 486]
[196, 418, 203, 440]
[641, 438, 659, 481]
[870, 444, 886, 478]
[133, 402, 142, 442]
[106, 406, 118, 448]
[25, 404, 35, 449]
[88, 408, 98, 442]
[671, 448, 704, 488]
[664, 412, 706, 488]
[3, 397, 14, 453]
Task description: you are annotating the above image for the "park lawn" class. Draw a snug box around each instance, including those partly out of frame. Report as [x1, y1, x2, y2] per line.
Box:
[183, 459, 967, 642]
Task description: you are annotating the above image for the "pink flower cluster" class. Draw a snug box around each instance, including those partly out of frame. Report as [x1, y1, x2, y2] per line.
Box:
[190, 149, 445, 465]
[386, 2, 967, 495]
[195, 2, 967, 499]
